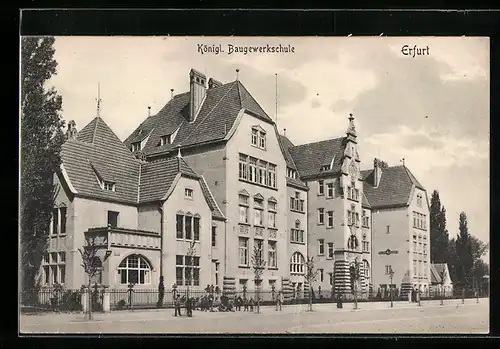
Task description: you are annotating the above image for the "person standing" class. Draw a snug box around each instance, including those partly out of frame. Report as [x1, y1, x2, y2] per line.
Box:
[174, 295, 182, 317]
[276, 291, 284, 311]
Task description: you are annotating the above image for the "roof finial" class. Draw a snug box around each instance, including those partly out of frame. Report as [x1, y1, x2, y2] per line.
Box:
[148, 106, 151, 117]
[236, 68, 240, 81]
[170, 88, 174, 100]
[346, 112, 356, 137]
[283, 128, 286, 137]
[349, 112, 354, 121]
[401, 158, 405, 167]
[95, 82, 102, 117]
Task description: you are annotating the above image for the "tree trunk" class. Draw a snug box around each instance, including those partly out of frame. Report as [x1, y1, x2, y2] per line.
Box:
[309, 288, 313, 311]
[88, 279, 92, 320]
[256, 286, 260, 314]
[354, 282, 358, 310]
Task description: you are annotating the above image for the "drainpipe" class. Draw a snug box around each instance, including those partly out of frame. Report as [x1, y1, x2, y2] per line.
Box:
[158, 203, 164, 281]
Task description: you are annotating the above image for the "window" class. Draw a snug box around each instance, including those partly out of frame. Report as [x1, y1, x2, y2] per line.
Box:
[318, 239, 325, 255]
[363, 260, 370, 279]
[268, 200, 277, 212]
[319, 269, 324, 282]
[175, 255, 200, 286]
[253, 239, 264, 262]
[239, 205, 249, 224]
[103, 181, 115, 191]
[386, 225, 390, 234]
[212, 225, 217, 247]
[423, 243, 427, 255]
[328, 243, 334, 258]
[413, 260, 417, 276]
[424, 261, 428, 277]
[193, 216, 200, 241]
[239, 237, 249, 266]
[355, 212, 360, 227]
[160, 134, 171, 146]
[239, 153, 277, 189]
[185, 188, 193, 199]
[318, 208, 324, 225]
[254, 209, 263, 226]
[52, 208, 59, 235]
[268, 211, 277, 228]
[385, 265, 392, 275]
[59, 207, 67, 235]
[329, 272, 334, 285]
[326, 183, 334, 198]
[327, 211, 334, 228]
[251, 129, 258, 146]
[362, 210, 369, 227]
[418, 242, 422, 254]
[185, 215, 192, 240]
[290, 220, 304, 243]
[131, 142, 141, 152]
[419, 260, 423, 277]
[42, 251, 66, 285]
[417, 194, 423, 207]
[287, 167, 297, 179]
[268, 241, 277, 268]
[290, 191, 305, 213]
[239, 279, 248, 291]
[362, 241, 369, 252]
[119, 254, 152, 285]
[107, 211, 119, 228]
[290, 252, 305, 274]
[318, 180, 324, 195]
[176, 214, 184, 239]
[251, 127, 266, 149]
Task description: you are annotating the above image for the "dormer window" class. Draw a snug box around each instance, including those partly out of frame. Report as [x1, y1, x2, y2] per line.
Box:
[159, 135, 172, 146]
[287, 167, 297, 179]
[321, 165, 331, 171]
[251, 126, 266, 150]
[103, 181, 115, 192]
[131, 142, 141, 152]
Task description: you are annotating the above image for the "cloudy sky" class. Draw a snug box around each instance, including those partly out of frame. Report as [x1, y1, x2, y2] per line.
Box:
[49, 36, 490, 251]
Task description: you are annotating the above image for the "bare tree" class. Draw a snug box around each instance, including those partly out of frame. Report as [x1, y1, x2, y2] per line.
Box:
[78, 235, 109, 320]
[349, 257, 362, 310]
[304, 257, 320, 311]
[251, 243, 266, 313]
[186, 240, 196, 299]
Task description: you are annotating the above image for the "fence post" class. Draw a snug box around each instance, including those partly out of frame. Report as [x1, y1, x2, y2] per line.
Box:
[102, 286, 110, 313]
[81, 286, 89, 314]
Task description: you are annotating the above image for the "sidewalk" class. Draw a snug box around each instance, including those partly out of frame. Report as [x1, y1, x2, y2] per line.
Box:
[21, 297, 488, 327]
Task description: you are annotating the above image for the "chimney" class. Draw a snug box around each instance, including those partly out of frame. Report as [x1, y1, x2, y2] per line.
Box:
[208, 78, 223, 89]
[189, 69, 207, 122]
[66, 120, 78, 140]
[373, 158, 382, 187]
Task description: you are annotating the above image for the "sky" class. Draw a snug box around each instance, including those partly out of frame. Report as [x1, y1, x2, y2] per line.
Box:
[48, 36, 490, 256]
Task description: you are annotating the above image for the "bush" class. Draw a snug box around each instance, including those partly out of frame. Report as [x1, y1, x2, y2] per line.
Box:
[59, 290, 83, 312]
[116, 299, 127, 310]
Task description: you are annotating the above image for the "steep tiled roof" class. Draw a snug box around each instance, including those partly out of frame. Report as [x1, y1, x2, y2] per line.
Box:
[125, 81, 273, 157]
[286, 177, 309, 190]
[278, 135, 297, 169]
[430, 264, 443, 284]
[361, 165, 423, 209]
[61, 117, 141, 204]
[361, 191, 371, 208]
[139, 157, 196, 203]
[199, 176, 225, 219]
[288, 137, 346, 178]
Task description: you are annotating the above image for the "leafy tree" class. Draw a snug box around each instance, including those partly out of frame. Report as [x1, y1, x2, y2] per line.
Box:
[20, 36, 65, 301]
[429, 190, 449, 263]
[186, 240, 196, 298]
[251, 242, 266, 314]
[304, 257, 320, 311]
[455, 212, 474, 287]
[78, 235, 109, 320]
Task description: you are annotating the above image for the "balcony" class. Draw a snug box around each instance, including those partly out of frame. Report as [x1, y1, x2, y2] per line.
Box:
[85, 227, 161, 250]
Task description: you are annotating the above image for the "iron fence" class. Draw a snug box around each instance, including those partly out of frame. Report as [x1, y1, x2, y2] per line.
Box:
[21, 285, 486, 313]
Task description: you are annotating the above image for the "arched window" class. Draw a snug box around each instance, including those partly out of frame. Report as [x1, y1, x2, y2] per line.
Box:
[289, 252, 305, 275]
[362, 259, 370, 279]
[118, 254, 152, 285]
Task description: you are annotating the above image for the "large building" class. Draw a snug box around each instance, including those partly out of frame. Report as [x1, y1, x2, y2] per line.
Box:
[42, 68, 430, 297]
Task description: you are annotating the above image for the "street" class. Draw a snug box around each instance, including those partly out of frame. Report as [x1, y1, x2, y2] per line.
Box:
[20, 298, 489, 334]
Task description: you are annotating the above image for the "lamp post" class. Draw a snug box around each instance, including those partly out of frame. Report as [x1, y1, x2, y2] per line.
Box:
[388, 266, 395, 308]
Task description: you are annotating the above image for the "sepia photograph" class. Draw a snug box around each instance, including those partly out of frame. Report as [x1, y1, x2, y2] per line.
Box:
[19, 36, 489, 334]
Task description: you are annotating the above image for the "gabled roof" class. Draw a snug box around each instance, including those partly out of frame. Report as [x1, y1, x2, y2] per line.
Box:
[288, 137, 346, 178]
[61, 117, 141, 204]
[361, 191, 371, 208]
[361, 165, 424, 209]
[124, 80, 273, 157]
[430, 263, 450, 284]
[278, 134, 297, 170]
[139, 157, 197, 203]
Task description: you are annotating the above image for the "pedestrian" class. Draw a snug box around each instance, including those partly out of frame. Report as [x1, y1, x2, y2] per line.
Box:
[174, 294, 182, 317]
[249, 297, 254, 312]
[243, 297, 249, 311]
[276, 291, 284, 311]
[186, 297, 193, 317]
[236, 295, 242, 311]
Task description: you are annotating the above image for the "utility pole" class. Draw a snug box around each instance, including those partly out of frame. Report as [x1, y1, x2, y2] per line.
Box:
[388, 266, 395, 308]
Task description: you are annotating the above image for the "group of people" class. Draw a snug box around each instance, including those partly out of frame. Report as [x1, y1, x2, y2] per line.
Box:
[173, 290, 286, 317]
